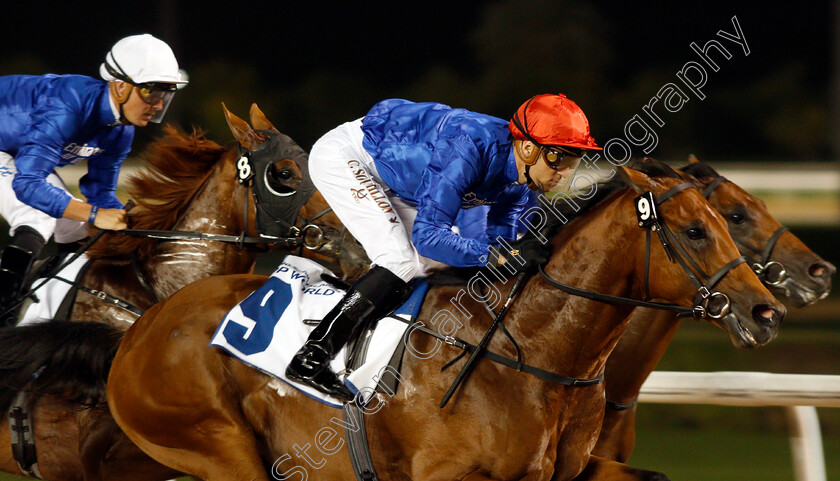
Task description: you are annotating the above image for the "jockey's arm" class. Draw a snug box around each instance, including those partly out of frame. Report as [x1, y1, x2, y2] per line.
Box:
[62, 199, 127, 230]
[485, 187, 533, 243]
[12, 106, 128, 230]
[411, 135, 492, 267]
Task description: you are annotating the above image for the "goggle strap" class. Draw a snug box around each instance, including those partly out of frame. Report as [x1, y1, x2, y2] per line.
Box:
[104, 51, 134, 84]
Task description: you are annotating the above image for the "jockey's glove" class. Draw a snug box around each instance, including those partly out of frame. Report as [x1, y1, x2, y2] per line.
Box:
[486, 236, 551, 275]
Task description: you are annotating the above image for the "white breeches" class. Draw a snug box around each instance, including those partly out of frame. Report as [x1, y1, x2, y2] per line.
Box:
[309, 119, 442, 282]
[0, 151, 88, 243]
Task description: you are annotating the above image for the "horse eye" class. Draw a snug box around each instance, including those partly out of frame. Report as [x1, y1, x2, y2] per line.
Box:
[728, 213, 746, 225]
[279, 170, 292, 180]
[686, 227, 706, 240]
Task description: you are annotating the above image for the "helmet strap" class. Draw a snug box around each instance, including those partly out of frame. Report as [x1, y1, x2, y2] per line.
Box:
[523, 164, 536, 189]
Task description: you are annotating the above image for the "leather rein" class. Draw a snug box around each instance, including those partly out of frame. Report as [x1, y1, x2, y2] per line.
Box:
[539, 182, 747, 320]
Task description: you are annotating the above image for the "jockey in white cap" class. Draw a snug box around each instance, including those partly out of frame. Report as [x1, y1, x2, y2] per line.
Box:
[0, 34, 188, 325]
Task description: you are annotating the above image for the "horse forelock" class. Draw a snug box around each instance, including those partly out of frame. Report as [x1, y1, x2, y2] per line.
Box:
[680, 161, 720, 179]
[88, 126, 229, 259]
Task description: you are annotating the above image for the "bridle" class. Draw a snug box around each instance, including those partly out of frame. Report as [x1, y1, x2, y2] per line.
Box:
[14, 134, 351, 319]
[425, 181, 748, 403]
[701, 176, 789, 287]
[121, 134, 342, 253]
[539, 181, 747, 320]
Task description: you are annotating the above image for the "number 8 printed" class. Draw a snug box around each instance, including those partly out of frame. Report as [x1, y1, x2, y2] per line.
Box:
[237, 155, 252, 181]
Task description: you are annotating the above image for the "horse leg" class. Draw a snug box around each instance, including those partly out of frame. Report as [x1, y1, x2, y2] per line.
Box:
[108, 297, 271, 481]
[570, 456, 669, 481]
[78, 406, 181, 481]
[591, 406, 638, 462]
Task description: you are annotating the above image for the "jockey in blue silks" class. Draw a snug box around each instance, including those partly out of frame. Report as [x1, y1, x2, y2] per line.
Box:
[285, 94, 602, 401]
[0, 34, 188, 325]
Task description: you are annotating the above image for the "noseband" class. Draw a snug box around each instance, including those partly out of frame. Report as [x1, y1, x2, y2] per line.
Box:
[540, 182, 747, 319]
[702, 176, 789, 287]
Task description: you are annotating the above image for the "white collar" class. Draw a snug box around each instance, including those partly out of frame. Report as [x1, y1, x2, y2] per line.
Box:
[107, 89, 121, 124]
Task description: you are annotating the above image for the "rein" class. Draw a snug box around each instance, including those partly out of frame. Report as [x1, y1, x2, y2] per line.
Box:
[5, 133, 346, 319]
[397, 315, 603, 388]
[539, 182, 746, 320]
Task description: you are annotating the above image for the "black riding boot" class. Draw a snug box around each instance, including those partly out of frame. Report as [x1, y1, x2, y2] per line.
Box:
[286, 266, 410, 402]
[0, 227, 46, 327]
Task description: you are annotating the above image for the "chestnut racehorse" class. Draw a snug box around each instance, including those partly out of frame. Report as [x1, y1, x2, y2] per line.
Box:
[71, 103, 365, 328]
[107, 164, 785, 481]
[591, 158, 836, 464]
[0, 104, 366, 481]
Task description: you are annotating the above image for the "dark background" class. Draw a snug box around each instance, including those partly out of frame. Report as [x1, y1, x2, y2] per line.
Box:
[2, 4, 839, 477]
[2, 1, 837, 162]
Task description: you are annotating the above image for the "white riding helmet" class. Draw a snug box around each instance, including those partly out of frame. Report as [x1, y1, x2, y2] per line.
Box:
[100, 34, 187, 123]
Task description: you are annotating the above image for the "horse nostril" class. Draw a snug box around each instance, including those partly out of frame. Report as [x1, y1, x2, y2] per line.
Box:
[809, 263, 826, 278]
[752, 304, 777, 325]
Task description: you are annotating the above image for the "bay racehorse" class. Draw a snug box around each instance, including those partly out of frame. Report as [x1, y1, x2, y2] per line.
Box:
[0, 104, 366, 481]
[106, 163, 785, 481]
[590, 157, 836, 464]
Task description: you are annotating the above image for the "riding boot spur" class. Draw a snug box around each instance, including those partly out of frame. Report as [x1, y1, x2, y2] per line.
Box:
[285, 265, 411, 402]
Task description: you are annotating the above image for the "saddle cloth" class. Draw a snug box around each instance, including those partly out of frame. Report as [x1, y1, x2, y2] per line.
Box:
[210, 255, 427, 408]
[18, 255, 89, 327]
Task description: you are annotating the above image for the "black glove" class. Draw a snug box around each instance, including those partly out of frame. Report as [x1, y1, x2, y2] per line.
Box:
[486, 236, 551, 274]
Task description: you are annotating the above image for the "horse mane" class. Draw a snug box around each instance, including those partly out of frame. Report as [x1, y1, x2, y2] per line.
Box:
[680, 161, 720, 179]
[87, 126, 229, 259]
[0, 321, 124, 412]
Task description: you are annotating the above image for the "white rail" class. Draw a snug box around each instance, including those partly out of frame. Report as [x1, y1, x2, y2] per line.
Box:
[640, 371, 840, 481]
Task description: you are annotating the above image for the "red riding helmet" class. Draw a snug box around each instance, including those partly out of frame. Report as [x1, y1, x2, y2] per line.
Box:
[509, 93, 601, 151]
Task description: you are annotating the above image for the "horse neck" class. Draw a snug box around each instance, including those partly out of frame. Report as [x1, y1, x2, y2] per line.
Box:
[603, 307, 681, 403]
[145, 154, 257, 299]
[506, 190, 645, 380]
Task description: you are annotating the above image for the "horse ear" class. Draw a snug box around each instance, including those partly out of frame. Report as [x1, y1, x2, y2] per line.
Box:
[617, 166, 649, 193]
[688, 154, 700, 164]
[222, 102, 268, 150]
[249, 103, 279, 133]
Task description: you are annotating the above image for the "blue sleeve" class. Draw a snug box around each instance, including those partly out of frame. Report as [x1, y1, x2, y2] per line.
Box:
[79, 134, 130, 209]
[10, 100, 78, 218]
[454, 206, 490, 243]
[411, 136, 491, 267]
[485, 186, 533, 242]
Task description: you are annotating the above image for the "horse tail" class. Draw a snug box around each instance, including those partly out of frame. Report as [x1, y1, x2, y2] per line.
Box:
[0, 320, 124, 412]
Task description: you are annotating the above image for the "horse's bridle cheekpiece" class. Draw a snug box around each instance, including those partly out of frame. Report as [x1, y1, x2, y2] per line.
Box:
[702, 175, 790, 287]
[539, 182, 747, 320]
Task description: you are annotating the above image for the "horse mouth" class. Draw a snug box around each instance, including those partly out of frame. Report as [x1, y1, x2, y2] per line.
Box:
[770, 278, 828, 308]
[722, 314, 757, 348]
[720, 304, 779, 349]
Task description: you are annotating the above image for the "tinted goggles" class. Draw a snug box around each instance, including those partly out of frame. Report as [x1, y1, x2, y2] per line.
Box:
[135, 83, 177, 105]
[542, 146, 584, 170]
